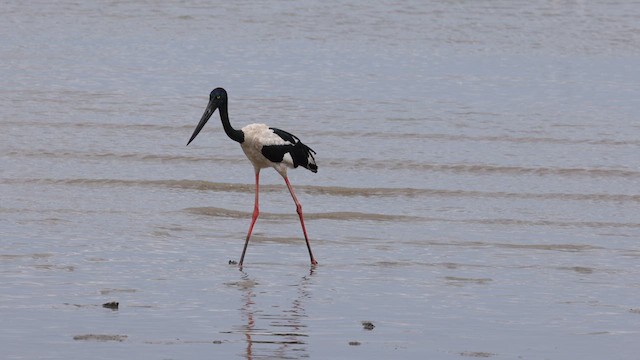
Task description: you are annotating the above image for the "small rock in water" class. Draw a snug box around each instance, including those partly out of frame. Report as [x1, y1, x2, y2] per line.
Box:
[102, 301, 119, 310]
[361, 321, 375, 330]
[348, 341, 361, 346]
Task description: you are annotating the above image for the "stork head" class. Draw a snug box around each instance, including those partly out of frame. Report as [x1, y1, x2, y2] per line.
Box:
[187, 88, 228, 145]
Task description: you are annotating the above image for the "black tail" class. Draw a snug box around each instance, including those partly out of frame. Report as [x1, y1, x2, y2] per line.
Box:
[297, 142, 317, 173]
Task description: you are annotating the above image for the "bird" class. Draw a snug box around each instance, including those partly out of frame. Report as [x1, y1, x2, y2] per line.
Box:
[187, 87, 318, 267]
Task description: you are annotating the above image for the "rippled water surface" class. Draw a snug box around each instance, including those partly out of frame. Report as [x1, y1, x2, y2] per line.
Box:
[2, 1, 640, 359]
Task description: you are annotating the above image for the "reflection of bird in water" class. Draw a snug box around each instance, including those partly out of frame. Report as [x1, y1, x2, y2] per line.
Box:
[187, 88, 318, 267]
[234, 269, 315, 359]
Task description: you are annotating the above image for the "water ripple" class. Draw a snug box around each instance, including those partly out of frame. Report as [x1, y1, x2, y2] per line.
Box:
[4, 178, 639, 203]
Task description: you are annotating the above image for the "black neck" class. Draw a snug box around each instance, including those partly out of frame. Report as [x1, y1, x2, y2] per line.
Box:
[219, 103, 244, 143]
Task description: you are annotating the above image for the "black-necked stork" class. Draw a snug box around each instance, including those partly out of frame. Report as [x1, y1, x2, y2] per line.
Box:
[187, 88, 318, 267]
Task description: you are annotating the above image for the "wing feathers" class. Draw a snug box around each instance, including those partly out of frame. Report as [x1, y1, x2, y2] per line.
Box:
[261, 127, 317, 173]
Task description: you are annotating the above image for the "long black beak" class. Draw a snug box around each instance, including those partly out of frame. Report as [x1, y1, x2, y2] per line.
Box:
[187, 101, 217, 146]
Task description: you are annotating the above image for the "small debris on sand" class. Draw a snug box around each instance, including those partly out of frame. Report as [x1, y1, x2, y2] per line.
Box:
[102, 301, 119, 310]
[73, 334, 128, 342]
[630, 308, 640, 314]
[348, 341, 361, 346]
[361, 321, 375, 330]
[228, 260, 238, 265]
[212, 340, 223, 344]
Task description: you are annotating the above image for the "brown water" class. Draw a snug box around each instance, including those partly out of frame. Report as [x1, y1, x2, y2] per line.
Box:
[2, 1, 640, 359]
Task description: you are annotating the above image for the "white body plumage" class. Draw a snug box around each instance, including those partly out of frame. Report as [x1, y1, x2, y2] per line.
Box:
[241, 123, 294, 176]
[240, 123, 317, 177]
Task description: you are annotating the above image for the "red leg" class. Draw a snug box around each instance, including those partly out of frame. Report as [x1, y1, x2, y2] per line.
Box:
[284, 176, 318, 266]
[239, 170, 260, 266]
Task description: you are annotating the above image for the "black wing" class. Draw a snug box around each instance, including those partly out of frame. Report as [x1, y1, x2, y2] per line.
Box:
[261, 127, 318, 173]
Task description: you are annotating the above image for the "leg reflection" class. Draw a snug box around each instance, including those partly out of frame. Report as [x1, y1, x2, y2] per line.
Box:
[236, 269, 315, 360]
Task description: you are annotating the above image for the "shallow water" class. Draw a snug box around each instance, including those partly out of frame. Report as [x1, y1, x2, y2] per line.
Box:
[2, 1, 640, 359]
